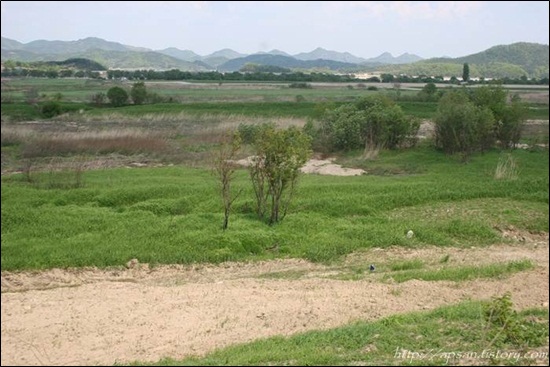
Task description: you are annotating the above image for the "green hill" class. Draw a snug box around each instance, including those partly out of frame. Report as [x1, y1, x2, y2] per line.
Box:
[1, 48, 206, 71]
[219, 54, 357, 72]
[3, 36, 149, 54]
[44, 58, 107, 70]
[423, 42, 549, 78]
[1, 36, 23, 50]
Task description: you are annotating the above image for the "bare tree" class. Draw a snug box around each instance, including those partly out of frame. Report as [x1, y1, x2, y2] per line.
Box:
[213, 130, 242, 230]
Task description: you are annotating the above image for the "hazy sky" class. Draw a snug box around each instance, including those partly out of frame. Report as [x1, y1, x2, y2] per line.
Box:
[1, 1, 548, 58]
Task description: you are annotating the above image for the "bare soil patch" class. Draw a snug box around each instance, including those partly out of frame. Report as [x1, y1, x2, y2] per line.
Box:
[2, 236, 548, 366]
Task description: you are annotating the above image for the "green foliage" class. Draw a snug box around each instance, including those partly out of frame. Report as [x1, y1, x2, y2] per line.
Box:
[380, 73, 395, 83]
[240, 63, 291, 73]
[250, 126, 312, 224]
[469, 86, 527, 149]
[288, 82, 312, 89]
[462, 62, 470, 81]
[40, 101, 63, 118]
[484, 293, 547, 348]
[497, 94, 527, 148]
[417, 82, 439, 101]
[130, 81, 147, 105]
[213, 131, 242, 230]
[454, 42, 549, 78]
[237, 122, 275, 145]
[90, 92, 106, 106]
[434, 91, 495, 160]
[321, 95, 419, 153]
[321, 103, 364, 150]
[107, 86, 129, 107]
[1, 149, 548, 271]
[385, 43, 549, 79]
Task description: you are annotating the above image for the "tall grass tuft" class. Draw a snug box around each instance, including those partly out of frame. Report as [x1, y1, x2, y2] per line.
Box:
[494, 153, 519, 180]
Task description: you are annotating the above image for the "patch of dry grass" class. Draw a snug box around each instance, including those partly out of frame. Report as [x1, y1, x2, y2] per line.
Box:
[494, 153, 519, 180]
[19, 130, 169, 158]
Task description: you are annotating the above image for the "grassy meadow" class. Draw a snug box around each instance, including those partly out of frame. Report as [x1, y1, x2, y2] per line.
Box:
[1, 78, 549, 271]
[2, 78, 549, 121]
[1, 146, 548, 271]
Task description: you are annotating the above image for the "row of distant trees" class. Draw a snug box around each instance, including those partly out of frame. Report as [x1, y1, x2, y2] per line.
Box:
[89, 82, 167, 107]
[312, 85, 526, 159]
[3, 66, 547, 85]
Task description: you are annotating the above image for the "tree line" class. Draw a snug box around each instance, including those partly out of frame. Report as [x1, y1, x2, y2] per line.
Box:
[3, 66, 547, 85]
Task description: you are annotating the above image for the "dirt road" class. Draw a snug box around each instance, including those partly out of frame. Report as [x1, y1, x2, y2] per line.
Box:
[2, 237, 548, 366]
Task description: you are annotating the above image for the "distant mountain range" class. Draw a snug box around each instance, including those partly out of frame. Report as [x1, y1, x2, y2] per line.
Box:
[1, 36, 423, 71]
[1, 36, 548, 78]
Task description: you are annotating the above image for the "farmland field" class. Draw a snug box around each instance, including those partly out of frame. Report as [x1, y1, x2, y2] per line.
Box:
[1, 78, 549, 366]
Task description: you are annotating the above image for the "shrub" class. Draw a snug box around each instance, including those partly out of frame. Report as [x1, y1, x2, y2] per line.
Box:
[289, 82, 312, 89]
[107, 86, 129, 107]
[40, 101, 63, 118]
[130, 82, 147, 105]
[237, 122, 275, 145]
[434, 91, 495, 160]
[90, 92, 106, 106]
[295, 95, 306, 103]
[321, 95, 419, 153]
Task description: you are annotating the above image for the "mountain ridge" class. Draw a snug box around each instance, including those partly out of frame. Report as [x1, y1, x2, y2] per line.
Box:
[1, 36, 423, 66]
[1, 36, 548, 78]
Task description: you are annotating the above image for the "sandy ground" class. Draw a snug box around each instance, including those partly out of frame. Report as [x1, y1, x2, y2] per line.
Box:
[1, 233, 548, 366]
[235, 156, 366, 176]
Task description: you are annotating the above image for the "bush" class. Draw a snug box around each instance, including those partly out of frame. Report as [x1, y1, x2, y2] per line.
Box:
[295, 95, 306, 103]
[434, 91, 495, 160]
[237, 122, 275, 145]
[40, 101, 63, 118]
[321, 95, 419, 153]
[90, 92, 106, 106]
[107, 86, 129, 107]
[131, 82, 147, 105]
[289, 82, 312, 89]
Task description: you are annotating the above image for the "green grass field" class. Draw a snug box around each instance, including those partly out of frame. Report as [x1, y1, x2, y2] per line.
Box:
[2, 146, 548, 271]
[2, 78, 548, 121]
[2, 100, 548, 123]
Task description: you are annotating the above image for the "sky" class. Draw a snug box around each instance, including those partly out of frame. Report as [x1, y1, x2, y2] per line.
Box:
[1, 1, 548, 59]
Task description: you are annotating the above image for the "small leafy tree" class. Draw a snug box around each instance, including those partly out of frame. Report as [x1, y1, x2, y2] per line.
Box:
[40, 101, 63, 118]
[321, 96, 419, 154]
[497, 94, 526, 149]
[107, 86, 129, 107]
[462, 63, 470, 82]
[213, 130, 242, 230]
[91, 92, 106, 106]
[470, 86, 526, 149]
[52, 92, 63, 102]
[434, 91, 495, 161]
[250, 126, 311, 225]
[130, 82, 147, 105]
[417, 82, 438, 101]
